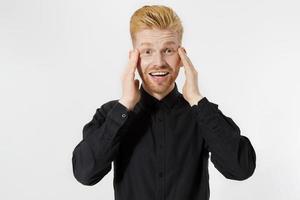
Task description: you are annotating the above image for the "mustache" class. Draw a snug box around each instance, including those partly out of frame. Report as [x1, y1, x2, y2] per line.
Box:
[147, 65, 172, 72]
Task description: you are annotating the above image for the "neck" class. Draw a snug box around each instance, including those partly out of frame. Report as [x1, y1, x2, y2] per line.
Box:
[142, 82, 175, 101]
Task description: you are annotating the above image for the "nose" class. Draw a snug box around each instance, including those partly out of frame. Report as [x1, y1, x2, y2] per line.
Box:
[152, 52, 165, 67]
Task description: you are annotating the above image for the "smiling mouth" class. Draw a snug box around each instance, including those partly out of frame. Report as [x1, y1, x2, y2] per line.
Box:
[148, 72, 170, 77]
[148, 72, 170, 84]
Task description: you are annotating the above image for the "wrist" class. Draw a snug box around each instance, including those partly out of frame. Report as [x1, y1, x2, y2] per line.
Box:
[189, 95, 204, 107]
[119, 98, 135, 111]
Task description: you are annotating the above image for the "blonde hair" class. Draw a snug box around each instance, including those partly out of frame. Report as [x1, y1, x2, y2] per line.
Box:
[130, 5, 184, 45]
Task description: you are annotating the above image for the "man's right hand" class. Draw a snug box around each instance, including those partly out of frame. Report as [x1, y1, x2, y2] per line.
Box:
[119, 49, 141, 111]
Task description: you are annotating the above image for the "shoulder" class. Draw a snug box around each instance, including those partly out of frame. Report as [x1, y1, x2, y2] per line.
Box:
[96, 99, 120, 115]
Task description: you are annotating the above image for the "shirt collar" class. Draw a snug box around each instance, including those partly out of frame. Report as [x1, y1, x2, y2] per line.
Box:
[139, 82, 181, 110]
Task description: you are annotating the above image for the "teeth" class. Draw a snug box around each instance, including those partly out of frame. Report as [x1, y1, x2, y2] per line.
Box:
[150, 71, 168, 76]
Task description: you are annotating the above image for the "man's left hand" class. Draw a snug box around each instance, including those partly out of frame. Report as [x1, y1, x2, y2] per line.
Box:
[178, 47, 204, 106]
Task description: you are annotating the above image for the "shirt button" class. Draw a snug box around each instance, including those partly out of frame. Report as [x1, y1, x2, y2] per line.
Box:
[159, 172, 163, 178]
[121, 113, 126, 118]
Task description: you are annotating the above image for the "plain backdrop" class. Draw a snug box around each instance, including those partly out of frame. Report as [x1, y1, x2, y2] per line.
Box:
[1, 0, 299, 199]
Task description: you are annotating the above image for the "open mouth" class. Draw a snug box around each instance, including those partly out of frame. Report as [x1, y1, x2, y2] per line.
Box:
[148, 71, 170, 77]
[148, 71, 170, 84]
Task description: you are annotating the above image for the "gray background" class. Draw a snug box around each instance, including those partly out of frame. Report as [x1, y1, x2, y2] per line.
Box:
[1, 0, 299, 199]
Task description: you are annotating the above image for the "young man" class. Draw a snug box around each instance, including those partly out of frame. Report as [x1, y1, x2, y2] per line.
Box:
[72, 5, 256, 200]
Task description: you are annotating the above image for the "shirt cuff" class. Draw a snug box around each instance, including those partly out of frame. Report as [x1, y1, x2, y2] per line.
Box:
[106, 101, 130, 124]
[191, 97, 219, 123]
[103, 101, 134, 140]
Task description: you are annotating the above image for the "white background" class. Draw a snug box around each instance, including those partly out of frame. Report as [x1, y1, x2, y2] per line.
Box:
[1, 0, 299, 199]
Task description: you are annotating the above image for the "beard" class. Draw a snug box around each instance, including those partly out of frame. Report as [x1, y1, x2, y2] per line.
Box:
[142, 71, 176, 94]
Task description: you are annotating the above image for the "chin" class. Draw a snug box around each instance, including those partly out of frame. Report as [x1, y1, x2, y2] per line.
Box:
[144, 79, 174, 94]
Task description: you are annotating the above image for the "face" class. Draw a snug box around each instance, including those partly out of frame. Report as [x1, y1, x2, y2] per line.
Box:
[133, 28, 182, 95]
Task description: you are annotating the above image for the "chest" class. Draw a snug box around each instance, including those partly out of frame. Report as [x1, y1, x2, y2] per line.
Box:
[118, 108, 205, 168]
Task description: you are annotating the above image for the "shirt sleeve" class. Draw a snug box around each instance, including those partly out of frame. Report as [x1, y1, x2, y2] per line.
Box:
[191, 97, 256, 180]
[72, 100, 134, 185]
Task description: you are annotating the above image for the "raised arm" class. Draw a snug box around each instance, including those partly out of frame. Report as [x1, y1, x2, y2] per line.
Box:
[72, 48, 141, 185]
[192, 97, 256, 180]
[72, 101, 134, 185]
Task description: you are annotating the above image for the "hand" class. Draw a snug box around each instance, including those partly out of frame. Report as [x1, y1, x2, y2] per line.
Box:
[178, 47, 204, 106]
[119, 49, 141, 111]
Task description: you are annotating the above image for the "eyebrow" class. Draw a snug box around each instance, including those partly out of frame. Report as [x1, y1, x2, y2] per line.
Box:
[140, 41, 177, 47]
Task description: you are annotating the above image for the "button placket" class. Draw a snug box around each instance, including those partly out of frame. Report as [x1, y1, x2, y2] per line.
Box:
[156, 108, 165, 200]
[159, 171, 163, 178]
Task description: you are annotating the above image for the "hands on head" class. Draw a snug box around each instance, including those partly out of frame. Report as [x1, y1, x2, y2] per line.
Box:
[118, 47, 204, 111]
[119, 49, 141, 111]
[177, 47, 204, 106]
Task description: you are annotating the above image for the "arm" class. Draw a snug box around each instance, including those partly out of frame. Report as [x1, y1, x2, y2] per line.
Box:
[72, 100, 134, 185]
[72, 48, 140, 185]
[191, 97, 256, 180]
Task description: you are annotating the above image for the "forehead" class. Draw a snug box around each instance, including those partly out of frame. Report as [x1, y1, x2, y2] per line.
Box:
[134, 28, 179, 47]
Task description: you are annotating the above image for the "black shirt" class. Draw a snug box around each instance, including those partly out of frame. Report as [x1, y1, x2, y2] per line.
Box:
[72, 82, 256, 200]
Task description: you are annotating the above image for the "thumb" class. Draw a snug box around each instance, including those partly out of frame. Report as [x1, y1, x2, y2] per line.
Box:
[134, 79, 140, 87]
[179, 60, 183, 68]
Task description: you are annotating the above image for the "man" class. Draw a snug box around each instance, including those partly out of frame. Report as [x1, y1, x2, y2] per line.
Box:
[72, 5, 256, 200]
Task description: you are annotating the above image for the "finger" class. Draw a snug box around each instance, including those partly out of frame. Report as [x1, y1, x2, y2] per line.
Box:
[122, 50, 134, 80]
[178, 47, 196, 73]
[178, 47, 191, 67]
[128, 49, 139, 73]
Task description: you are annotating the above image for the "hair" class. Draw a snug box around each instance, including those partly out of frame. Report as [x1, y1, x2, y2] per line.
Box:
[130, 5, 184, 46]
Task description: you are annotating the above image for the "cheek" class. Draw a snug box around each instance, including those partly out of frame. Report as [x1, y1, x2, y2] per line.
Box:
[140, 57, 151, 66]
[166, 54, 181, 68]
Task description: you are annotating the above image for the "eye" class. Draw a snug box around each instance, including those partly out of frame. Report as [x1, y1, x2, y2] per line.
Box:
[164, 48, 174, 54]
[140, 49, 152, 57]
[145, 49, 152, 54]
